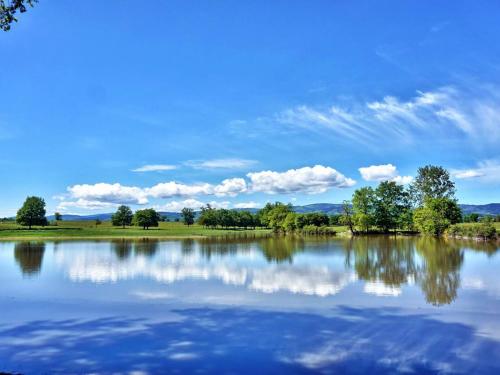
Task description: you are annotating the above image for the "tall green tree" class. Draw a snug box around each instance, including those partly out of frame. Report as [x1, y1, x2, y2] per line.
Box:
[111, 205, 133, 228]
[181, 207, 195, 226]
[352, 187, 375, 232]
[411, 165, 456, 205]
[373, 181, 407, 233]
[54, 212, 62, 221]
[16, 196, 47, 229]
[340, 200, 356, 235]
[1, 0, 37, 31]
[133, 208, 161, 230]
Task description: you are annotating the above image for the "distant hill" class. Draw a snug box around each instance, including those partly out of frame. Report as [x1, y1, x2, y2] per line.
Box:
[45, 202, 500, 221]
[459, 203, 500, 216]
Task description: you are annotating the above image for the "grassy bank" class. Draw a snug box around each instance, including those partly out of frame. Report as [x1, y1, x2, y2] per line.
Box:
[0, 221, 274, 240]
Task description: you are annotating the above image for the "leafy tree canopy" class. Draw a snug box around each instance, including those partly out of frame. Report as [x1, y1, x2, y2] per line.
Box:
[16, 196, 47, 229]
[112, 205, 133, 228]
[1, 0, 37, 31]
[133, 208, 161, 230]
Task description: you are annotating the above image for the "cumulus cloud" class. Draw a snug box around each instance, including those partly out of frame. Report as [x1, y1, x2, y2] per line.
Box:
[57, 199, 118, 211]
[146, 182, 214, 198]
[185, 158, 257, 170]
[214, 178, 247, 197]
[359, 164, 397, 181]
[359, 164, 412, 184]
[247, 165, 355, 194]
[451, 160, 500, 182]
[67, 183, 149, 204]
[132, 164, 177, 172]
[154, 199, 230, 212]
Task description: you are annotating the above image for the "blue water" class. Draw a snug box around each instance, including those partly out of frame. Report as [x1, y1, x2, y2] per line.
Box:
[0, 236, 499, 374]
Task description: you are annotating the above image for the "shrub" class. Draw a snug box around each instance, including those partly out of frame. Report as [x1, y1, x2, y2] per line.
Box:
[447, 223, 497, 240]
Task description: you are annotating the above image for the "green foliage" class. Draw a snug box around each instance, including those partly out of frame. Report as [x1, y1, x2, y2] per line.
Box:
[54, 212, 62, 221]
[181, 207, 195, 226]
[340, 200, 356, 234]
[462, 213, 479, 223]
[267, 203, 293, 232]
[424, 197, 462, 224]
[197, 204, 259, 229]
[329, 214, 342, 225]
[352, 186, 375, 232]
[373, 181, 408, 232]
[1, 0, 37, 31]
[133, 208, 161, 230]
[282, 212, 297, 232]
[111, 205, 133, 228]
[299, 225, 336, 235]
[413, 206, 450, 236]
[16, 196, 47, 229]
[447, 222, 497, 240]
[411, 165, 456, 204]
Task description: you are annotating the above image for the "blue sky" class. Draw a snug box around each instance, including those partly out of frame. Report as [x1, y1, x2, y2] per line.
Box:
[1, 0, 499, 216]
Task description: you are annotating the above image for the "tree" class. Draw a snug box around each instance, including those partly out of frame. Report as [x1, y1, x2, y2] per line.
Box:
[411, 165, 455, 205]
[1, 0, 37, 31]
[413, 205, 450, 236]
[134, 209, 161, 230]
[54, 212, 62, 221]
[282, 212, 297, 233]
[373, 181, 407, 233]
[16, 196, 47, 229]
[352, 187, 375, 232]
[266, 203, 293, 232]
[424, 197, 462, 224]
[181, 207, 195, 226]
[340, 200, 356, 235]
[112, 205, 133, 228]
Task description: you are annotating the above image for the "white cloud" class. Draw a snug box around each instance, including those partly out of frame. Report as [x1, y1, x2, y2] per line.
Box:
[67, 183, 148, 204]
[391, 175, 414, 185]
[359, 164, 397, 181]
[59, 164, 356, 211]
[234, 201, 261, 209]
[451, 160, 500, 182]
[359, 164, 412, 184]
[185, 158, 257, 170]
[146, 182, 214, 198]
[247, 165, 355, 194]
[214, 178, 247, 197]
[132, 164, 177, 172]
[272, 85, 500, 146]
[155, 199, 230, 212]
[57, 199, 118, 211]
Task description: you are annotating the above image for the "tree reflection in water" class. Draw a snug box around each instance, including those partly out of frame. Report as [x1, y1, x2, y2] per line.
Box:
[14, 241, 46, 276]
[134, 239, 159, 257]
[112, 240, 133, 260]
[415, 237, 463, 306]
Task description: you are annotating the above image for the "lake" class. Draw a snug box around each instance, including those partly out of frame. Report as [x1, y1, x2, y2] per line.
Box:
[1, 236, 499, 374]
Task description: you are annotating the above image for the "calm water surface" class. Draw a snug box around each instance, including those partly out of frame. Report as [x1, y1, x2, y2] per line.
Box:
[1, 236, 499, 374]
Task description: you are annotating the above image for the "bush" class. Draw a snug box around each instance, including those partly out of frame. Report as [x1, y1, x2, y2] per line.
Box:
[447, 223, 497, 240]
[299, 225, 336, 235]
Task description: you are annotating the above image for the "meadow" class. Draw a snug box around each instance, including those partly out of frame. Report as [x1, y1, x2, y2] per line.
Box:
[0, 220, 276, 240]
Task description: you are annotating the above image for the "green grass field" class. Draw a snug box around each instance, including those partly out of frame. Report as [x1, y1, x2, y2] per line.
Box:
[0, 220, 276, 239]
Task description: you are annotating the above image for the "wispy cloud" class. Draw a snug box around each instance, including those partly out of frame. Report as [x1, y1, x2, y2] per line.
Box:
[269, 85, 500, 147]
[185, 158, 257, 170]
[132, 164, 177, 172]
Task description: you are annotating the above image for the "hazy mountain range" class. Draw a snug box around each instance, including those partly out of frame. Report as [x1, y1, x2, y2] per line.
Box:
[45, 203, 500, 221]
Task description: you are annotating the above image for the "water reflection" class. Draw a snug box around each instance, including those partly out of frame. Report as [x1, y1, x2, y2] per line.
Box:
[9, 236, 500, 306]
[14, 241, 46, 276]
